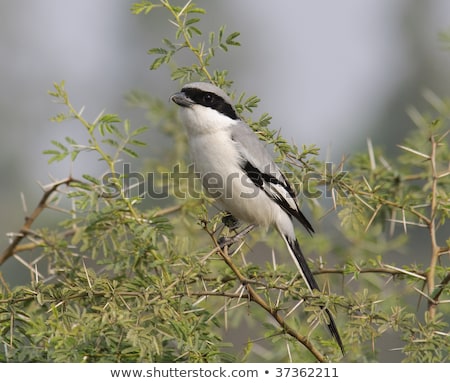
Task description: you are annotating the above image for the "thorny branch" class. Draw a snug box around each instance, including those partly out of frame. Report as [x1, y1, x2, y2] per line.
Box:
[0, 177, 184, 268]
[335, 130, 449, 320]
[0, 177, 80, 266]
[203, 225, 330, 363]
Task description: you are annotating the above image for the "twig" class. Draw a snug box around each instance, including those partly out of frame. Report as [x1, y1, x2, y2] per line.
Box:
[314, 267, 426, 279]
[152, 204, 183, 217]
[0, 177, 80, 266]
[427, 135, 440, 318]
[191, 291, 250, 299]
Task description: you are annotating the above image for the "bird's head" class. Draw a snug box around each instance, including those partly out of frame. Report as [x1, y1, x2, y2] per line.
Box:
[170, 82, 239, 135]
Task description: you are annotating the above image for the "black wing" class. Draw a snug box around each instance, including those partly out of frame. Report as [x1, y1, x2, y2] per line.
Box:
[241, 160, 314, 235]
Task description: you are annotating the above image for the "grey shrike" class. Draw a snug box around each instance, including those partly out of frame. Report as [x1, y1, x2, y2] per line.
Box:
[171, 82, 344, 354]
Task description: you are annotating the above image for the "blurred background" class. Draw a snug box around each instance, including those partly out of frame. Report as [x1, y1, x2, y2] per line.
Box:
[0, 0, 449, 360]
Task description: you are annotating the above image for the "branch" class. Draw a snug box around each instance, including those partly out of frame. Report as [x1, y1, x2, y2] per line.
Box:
[315, 266, 426, 280]
[162, 0, 214, 83]
[0, 177, 81, 266]
[204, 227, 329, 362]
[152, 204, 183, 217]
[339, 181, 431, 226]
[190, 291, 249, 299]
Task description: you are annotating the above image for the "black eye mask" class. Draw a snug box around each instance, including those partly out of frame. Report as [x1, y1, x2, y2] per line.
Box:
[182, 87, 239, 120]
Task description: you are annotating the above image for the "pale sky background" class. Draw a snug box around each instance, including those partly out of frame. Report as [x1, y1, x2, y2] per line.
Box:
[0, 0, 449, 361]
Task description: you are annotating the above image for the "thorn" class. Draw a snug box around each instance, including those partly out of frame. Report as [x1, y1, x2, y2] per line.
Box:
[271, 248, 277, 271]
[367, 138, 376, 170]
[397, 144, 430, 159]
[20, 192, 28, 215]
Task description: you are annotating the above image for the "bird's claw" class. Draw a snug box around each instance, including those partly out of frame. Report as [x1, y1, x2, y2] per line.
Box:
[218, 224, 256, 250]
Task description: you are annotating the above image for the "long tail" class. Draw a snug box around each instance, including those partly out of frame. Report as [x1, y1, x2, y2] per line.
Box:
[282, 235, 345, 355]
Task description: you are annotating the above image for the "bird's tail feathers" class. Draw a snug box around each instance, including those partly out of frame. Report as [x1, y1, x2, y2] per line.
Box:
[282, 234, 345, 355]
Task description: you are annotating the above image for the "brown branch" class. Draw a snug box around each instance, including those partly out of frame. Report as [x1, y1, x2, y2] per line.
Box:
[0, 177, 80, 266]
[5, 229, 77, 257]
[205, 228, 329, 362]
[188, 265, 427, 307]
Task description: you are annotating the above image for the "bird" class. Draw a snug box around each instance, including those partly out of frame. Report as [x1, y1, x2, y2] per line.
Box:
[170, 81, 344, 355]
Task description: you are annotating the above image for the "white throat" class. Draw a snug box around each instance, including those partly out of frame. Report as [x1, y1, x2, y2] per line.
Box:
[179, 105, 238, 136]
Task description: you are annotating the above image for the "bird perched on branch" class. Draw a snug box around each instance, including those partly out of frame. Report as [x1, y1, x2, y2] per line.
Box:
[171, 82, 344, 355]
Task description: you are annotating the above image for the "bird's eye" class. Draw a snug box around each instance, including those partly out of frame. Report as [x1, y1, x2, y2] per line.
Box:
[202, 93, 214, 105]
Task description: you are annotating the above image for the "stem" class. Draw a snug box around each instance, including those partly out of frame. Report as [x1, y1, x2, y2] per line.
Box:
[162, 0, 214, 83]
[427, 135, 439, 318]
[339, 180, 431, 225]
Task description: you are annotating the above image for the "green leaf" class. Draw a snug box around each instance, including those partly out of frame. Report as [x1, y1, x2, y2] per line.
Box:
[171, 66, 195, 81]
[98, 114, 121, 124]
[218, 25, 225, 42]
[50, 113, 69, 123]
[162, 38, 176, 50]
[43, 150, 68, 164]
[187, 26, 202, 37]
[65, 136, 78, 146]
[150, 55, 167, 70]
[102, 138, 119, 148]
[82, 174, 100, 185]
[122, 146, 139, 158]
[258, 113, 272, 127]
[130, 1, 158, 15]
[226, 32, 241, 46]
[208, 31, 215, 45]
[42, 150, 60, 156]
[131, 126, 149, 137]
[185, 18, 200, 26]
[188, 7, 206, 14]
[129, 139, 146, 147]
[148, 47, 168, 55]
[109, 124, 125, 139]
[50, 140, 68, 152]
[70, 150, 80, 162]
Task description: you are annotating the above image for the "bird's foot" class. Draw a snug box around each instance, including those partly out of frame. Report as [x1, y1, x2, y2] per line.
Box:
[218, 224, 256, 250]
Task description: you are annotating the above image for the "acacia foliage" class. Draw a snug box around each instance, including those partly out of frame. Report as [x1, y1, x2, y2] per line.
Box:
[0, 1, 449, 362]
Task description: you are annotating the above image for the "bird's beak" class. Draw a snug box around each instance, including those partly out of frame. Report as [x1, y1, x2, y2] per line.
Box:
[170, 91, 193, 107]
